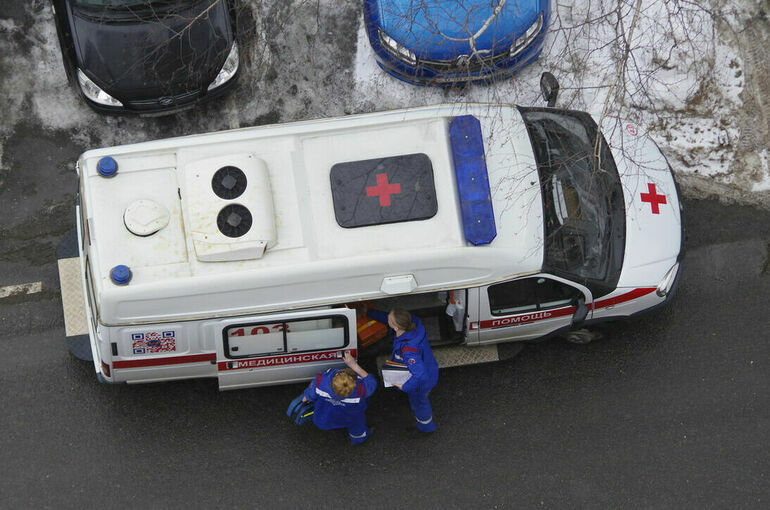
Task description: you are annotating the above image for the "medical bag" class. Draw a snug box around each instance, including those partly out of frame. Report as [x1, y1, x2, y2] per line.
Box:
[356, 315, 388, 348]
[286, 394, 314, 425]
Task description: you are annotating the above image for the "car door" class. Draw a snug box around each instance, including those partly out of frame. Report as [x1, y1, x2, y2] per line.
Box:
[473, 274, 592, 344]
[211, 307, 357, 390]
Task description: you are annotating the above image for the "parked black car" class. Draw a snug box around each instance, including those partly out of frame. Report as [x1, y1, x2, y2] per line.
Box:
[52, 0, 240, 114]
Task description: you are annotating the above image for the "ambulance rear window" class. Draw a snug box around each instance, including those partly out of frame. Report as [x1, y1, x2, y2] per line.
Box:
[330, 153, 437, 228]
[223, 315, 349, 359]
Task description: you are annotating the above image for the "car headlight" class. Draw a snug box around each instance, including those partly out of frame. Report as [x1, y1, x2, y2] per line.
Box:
[77, 69, 122, 107]
[378, 29, 417, 65]
[510, 12, 543, 58]
[656, 262, 680, 297]
[208, 42, 239, 91]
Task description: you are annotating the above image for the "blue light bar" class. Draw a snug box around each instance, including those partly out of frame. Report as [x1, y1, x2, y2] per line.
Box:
[449, 115, 496, 245]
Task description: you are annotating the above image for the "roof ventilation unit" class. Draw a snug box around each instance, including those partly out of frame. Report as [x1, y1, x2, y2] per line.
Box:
[183, 153, 276, 262]
[123, 199, 170, 237]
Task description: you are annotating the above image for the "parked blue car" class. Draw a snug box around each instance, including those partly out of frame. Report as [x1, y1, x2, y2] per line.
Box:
[363, 0, 549, 85]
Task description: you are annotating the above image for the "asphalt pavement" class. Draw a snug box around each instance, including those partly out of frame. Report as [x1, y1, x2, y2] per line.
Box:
[0, 198, 768, 509]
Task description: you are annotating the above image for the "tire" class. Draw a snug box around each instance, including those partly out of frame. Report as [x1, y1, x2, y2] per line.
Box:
[563, 328, 602, 344]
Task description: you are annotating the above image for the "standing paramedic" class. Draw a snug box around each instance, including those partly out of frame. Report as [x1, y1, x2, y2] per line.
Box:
[302, 352, 377, 444]
[366, 307, 439, 433]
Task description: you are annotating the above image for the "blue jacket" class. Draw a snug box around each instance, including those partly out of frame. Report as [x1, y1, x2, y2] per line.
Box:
[367, 310, 439, 393]
[303, 369, 377, 430]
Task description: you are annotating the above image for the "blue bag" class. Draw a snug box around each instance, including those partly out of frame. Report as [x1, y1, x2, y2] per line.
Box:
[286, 393, 314, 425]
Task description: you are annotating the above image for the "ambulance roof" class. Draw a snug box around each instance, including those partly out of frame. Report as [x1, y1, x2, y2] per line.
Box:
[79, 104, 545, 325]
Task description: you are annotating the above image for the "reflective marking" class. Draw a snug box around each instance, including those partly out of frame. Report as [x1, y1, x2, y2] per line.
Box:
[317, 387, 360, 403]
[349, 431, 368, 439]
[416, 415, 433, 424]
[0, 281, 42, 299]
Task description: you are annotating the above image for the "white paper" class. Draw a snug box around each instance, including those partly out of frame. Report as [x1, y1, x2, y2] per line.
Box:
[382, 368, 412, 388]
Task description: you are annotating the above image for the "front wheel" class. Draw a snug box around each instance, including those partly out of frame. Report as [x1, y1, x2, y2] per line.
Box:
[563, 328, 602, 344]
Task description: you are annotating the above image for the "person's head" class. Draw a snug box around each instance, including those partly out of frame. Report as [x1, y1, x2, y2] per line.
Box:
[332, 368, 357, 397]
[388, 308, 415, 333]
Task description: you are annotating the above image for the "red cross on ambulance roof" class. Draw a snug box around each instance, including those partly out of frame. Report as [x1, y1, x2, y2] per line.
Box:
[366, 173, 401, 207]
[640, 183, 667, 214]
[330, 154, 437, 228]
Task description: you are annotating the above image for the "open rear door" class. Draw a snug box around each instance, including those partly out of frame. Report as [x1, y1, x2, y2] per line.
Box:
[210, 307, 357, 390]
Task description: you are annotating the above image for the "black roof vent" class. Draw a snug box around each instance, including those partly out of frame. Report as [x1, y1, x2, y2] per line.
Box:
[212, 166, 247, 200]
[217, 204, 252, 238]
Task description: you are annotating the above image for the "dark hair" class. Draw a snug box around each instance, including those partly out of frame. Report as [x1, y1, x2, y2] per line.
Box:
[390, 309, 415, 332]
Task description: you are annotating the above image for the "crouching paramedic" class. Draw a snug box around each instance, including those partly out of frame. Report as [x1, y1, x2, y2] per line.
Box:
[302, 351, 377, 444]
[367, 307, 439, 433]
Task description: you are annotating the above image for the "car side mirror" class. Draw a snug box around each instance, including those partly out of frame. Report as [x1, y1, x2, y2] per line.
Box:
[571, 297, 588, 326]
[540, 72, 559, 107]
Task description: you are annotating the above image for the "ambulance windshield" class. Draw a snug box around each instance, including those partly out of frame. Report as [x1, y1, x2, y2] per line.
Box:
[520, 107, 625, 294]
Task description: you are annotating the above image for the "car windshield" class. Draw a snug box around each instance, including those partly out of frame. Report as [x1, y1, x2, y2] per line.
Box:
[71, 0, 198, 14]
[520, 107, 625, 294]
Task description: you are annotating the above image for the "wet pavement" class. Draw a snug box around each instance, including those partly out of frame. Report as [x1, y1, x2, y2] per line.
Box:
[0, 198, 768, 508]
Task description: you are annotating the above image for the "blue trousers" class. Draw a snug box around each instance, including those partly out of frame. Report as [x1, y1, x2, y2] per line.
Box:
[348, 424, 370, 445]
[407, 389, 437, 432]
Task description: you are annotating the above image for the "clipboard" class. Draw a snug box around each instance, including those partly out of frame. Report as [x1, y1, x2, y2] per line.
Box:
[380, 360, 411, 388]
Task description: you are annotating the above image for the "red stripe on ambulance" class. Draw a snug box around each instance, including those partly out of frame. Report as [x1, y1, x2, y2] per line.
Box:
[590, 287, 656, 309]
[113, 353, 216, 369]
[219, 349, 356, 371]
[472, 306, 575, 330]
[471, 287, 658, 330]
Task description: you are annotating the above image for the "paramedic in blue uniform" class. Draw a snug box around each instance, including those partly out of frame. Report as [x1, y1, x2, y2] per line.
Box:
[366, 307, 439, 432]
[302, 351, 377, 444]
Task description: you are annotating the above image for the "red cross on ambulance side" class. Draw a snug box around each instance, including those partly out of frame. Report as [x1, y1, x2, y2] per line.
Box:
[640, 183, 667, 214]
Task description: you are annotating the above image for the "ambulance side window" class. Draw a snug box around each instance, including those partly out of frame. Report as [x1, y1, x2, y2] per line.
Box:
[489, 277, 580, 316]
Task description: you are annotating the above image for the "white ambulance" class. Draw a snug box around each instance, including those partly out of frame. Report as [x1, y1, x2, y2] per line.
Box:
[58, 99, 683, 390]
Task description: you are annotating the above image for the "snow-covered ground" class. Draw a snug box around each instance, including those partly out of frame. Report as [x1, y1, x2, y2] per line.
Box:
[0, 0, 768, 208]
[351, 0, 770, 200]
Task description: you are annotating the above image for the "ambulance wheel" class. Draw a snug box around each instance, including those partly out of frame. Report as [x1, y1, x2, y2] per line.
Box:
[564, 329, 601, 344]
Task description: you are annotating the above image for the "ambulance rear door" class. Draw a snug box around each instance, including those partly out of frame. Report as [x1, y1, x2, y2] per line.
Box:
[210, 307, 357, 390]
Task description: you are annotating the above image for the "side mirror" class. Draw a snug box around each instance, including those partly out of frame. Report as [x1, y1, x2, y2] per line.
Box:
[540, 72, 559, 107]
[571, 297, 588, 326]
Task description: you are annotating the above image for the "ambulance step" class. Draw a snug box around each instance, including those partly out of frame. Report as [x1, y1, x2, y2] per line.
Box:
[57, 230, 93, 361]
[376, 343, 524, 373]
[58, 256, 88, 338]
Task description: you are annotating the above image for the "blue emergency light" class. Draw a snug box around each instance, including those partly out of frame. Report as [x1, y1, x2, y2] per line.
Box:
[449, 115, 497, 245]
[97, 156, 118, 177]
[110, 264, 132, 285]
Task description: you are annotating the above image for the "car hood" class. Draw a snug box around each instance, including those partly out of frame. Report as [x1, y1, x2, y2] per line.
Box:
[600, 118, 683, 287]
[374, 0, 543, 59]
[69, 0, 232, 99]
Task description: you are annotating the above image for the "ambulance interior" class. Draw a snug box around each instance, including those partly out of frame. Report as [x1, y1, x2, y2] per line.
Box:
[353, 290, 466, 355]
